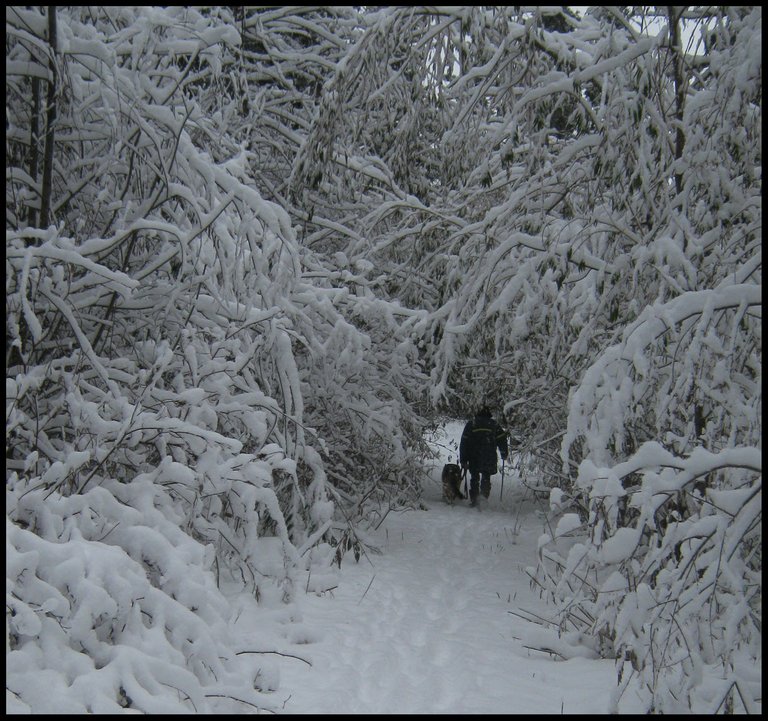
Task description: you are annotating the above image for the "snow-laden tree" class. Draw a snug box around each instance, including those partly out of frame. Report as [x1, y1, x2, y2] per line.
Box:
[220, 6, 435, 514]
[281, 5, 761, 711]
[274, 6, 611, 472]
[6, 6, 431, 712]
[519, 8, 762, 713]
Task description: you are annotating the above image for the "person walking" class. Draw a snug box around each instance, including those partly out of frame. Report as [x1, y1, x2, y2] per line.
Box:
[459, 406, 508, 507]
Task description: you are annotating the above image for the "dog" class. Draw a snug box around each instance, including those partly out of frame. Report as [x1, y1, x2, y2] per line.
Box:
[441, 463, 466, 503]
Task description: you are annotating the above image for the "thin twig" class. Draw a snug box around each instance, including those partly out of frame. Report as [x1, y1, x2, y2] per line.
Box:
[235, 650, 312, 667]
[358, 574, 376, 605]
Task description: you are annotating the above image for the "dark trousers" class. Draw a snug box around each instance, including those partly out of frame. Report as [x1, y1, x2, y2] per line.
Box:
[469, 470, 491, 501]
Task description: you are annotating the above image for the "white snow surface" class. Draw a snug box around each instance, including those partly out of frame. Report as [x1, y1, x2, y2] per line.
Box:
[233, 422, 619, 714]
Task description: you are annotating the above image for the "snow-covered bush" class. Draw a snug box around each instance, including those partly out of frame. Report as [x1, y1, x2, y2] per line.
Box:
[7, 477, 283, 713]
[509, 7, 762, 713]
[533, 275, 762, 712]
[7, 6, 433, 712]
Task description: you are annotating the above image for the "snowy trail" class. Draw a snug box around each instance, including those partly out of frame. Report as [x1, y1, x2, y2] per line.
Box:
[239, 425, 617, 714]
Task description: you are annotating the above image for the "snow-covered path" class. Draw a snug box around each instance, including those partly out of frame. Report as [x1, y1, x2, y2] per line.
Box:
[239, 424, 618, 714]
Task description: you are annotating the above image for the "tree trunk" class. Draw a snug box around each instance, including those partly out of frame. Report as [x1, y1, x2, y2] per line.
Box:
[667, 7, 687, 248]
[28, 77, 41, 227]
[39, 6, 57, 229]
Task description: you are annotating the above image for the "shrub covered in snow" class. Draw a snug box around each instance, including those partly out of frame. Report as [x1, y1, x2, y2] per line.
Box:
[7, 477, 285, 713]
[6, 6, 431, 712]
[517, 7, 762, 714]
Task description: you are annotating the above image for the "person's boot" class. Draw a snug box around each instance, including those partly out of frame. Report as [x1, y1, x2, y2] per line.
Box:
[481, 479, 491, 499]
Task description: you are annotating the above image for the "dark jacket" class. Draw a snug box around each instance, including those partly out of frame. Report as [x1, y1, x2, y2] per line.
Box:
[459, 411, 508, 474]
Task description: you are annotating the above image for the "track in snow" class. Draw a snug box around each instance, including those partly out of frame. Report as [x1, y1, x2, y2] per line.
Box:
[264, 427, 615, 714]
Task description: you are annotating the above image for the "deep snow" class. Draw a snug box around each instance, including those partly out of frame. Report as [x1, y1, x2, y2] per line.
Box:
[234, 422, 620, 714]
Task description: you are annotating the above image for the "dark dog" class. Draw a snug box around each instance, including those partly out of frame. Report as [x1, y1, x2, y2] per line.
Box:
[441, 463, 465, 503]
